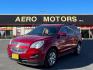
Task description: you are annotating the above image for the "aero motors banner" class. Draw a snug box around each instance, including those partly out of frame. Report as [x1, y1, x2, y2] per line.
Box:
[0, 15, 93, 26]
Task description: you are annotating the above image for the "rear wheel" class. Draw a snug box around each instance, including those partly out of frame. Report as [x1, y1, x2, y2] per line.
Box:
[44, 48, 57, 67]
[74, 43, 81, 55]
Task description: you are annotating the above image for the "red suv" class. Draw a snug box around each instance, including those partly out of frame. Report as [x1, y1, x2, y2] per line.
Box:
[7, 24, 82, 67]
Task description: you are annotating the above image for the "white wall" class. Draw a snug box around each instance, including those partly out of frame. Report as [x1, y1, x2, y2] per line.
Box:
[13, 27, 35, 36]
[20, 27, 25, 35]
[13, 27, 16, 36]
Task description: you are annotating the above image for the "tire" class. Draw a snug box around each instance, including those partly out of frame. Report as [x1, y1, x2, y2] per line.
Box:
[74, 43, 81, 55]
[44, 48, 57, 67]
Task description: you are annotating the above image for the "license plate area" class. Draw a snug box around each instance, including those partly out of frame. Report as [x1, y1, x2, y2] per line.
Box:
[12, 53, 19, 60]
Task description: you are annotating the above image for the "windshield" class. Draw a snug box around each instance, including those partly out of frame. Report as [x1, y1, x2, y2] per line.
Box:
[27, 26, 57, 36]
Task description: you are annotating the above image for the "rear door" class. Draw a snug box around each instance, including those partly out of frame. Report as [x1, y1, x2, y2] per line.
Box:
[57, 26, 76, 53]
[66, 26, 77, 48]
[57, 26, 69, 53]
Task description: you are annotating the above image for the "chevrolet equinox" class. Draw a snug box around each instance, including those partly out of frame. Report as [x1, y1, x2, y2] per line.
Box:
[7, 24, 82, 67]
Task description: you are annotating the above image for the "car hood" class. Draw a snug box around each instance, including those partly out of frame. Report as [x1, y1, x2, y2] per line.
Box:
[12, 35, 51, 44]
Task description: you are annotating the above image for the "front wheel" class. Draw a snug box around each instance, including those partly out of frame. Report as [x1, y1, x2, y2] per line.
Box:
[44, 49, 57, 67]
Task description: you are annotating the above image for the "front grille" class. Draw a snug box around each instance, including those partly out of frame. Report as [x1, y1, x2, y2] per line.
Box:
[11, 47, 27, 54]
[10, 41, 29, 54]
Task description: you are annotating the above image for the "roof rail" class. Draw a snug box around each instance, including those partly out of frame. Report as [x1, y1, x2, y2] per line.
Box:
[63, 23, 76, 26]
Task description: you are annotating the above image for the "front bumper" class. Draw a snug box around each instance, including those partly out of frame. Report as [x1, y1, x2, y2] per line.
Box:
[8, 53, 45, 66]
[8, 46, 45, 66]
[17, 59, 44, 66]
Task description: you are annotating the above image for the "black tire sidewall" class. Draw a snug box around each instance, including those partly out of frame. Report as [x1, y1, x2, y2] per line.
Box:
[44, 49, 57, 67]
[75, 43, 81, 55]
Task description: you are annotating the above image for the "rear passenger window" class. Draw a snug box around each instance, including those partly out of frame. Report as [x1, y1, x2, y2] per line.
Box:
[60, 26, 74, 35]
[67, 28, 74, 35]
[59, 27, 68, 33]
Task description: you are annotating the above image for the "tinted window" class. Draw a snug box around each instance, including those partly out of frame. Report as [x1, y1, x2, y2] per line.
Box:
[27, 26, 44, 36]
[70, 25, 80, 34]
[67, 28, 74, 35]
[59, 27, 68, 33]
[59, 26, 74, 35]
[27, 26, 57, 36]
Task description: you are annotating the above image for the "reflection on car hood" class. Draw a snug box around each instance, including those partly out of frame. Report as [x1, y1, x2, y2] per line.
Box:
[12, 35, 51, 43]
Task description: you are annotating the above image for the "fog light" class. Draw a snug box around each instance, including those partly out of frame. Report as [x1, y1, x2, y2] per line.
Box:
[30, 54, 39, 59]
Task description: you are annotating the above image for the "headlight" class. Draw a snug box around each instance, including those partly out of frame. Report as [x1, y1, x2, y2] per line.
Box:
[9, 39, 13, 44]
[30, 41, 44, 49]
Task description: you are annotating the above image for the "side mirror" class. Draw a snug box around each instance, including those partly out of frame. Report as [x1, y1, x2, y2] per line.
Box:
[58, 32, 67, 36]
